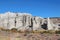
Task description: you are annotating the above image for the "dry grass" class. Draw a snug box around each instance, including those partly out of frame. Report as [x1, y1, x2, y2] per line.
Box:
[0, 37, 10, 40]
[0, 28, 60, 34]
[0, 28, 60, 40]
[0, 31, 60, 40]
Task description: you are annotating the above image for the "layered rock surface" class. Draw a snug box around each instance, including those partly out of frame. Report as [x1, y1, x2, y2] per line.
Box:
[0, 12, 60, 31]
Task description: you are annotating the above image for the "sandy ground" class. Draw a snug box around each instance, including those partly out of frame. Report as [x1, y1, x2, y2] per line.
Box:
[0, 30, 60, 40]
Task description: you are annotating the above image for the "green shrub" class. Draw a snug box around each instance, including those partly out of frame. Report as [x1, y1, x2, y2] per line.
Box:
[55, 30, 60, 34]
[11, 28, 17, 32]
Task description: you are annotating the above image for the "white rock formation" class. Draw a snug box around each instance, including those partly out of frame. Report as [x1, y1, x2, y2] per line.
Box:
[0, 12, 60, 31]
[0, 14, 4, 28]
[47, 17, 60, 30]
[32, 16, 43, 31]
[16, 13, 32, 31]
[47, 17, 53, 30]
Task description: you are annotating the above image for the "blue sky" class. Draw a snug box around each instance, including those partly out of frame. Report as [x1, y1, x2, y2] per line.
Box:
[0, 0, 60, 18]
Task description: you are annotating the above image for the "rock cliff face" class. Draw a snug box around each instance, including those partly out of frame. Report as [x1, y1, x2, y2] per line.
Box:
[32, 16, 44, 31]
[0, 12, 60, 31]
[47, 17, 60, 30]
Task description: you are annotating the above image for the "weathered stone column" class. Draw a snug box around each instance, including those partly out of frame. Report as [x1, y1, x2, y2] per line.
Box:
[16, 14, 24, 31]
[33, 16, 41, 31]
[6, 12, 16, 29]
[0, 14, 4, 28]
[47, 17, 53, 30]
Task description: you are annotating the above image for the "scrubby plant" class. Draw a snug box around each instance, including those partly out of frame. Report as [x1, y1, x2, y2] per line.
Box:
[42, 30, 49, 33]
[55, 30, 60, 34]
[24, 29, 31, 33]
[18, 30, 23, 33]
[32, 30, 56, 34]
[11, 28, 17, 32]
[0, 27, 5, 31]
[5, 29, 10, 32]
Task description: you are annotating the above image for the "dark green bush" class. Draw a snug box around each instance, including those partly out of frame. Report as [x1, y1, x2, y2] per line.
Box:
[11, 28, 17, 32]
[55, 30, 60, 34]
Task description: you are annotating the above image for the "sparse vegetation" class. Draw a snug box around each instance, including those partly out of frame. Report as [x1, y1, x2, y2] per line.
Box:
[55, 30, 60, 34]
[30, 30, 55, 34]
[0, 29, 60, 40]
[11, 28, 17, 32]
[1, 27, 60, 34]
[18, 30, 23, 33]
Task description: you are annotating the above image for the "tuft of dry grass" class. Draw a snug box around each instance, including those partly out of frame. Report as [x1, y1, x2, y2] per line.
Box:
[0, 37, 10, 40]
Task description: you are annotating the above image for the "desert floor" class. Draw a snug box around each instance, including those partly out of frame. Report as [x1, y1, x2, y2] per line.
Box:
[0, 30, 60, 40]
